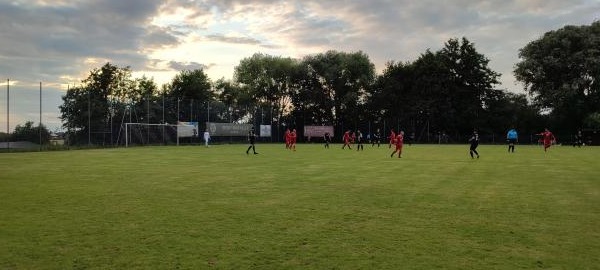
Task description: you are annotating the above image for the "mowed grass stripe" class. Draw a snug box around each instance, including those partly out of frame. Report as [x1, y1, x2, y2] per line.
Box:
[1, 144, 598, 269]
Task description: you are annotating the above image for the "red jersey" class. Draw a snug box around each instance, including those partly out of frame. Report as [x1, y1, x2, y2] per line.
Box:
[539, 131, 556, 144]
[290, 131, 297, 143]
[343, 131, 351, 143]
[541, 131, 555, 142]
[389, 131, 396, 141]
[395, 133, 404, 146]
[284, 130, 291, 143]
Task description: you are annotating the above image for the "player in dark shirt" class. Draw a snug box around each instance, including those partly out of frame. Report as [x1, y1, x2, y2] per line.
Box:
[324, 132, 332, 148]
[356, 130, 364, 151]
[246, 128, 258, 155]
[469, 131, 480, 159]
[371, 128, 381, 147]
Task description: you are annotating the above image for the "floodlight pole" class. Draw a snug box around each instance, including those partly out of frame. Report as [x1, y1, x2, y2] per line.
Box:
[162, 90, 165, 145]
[6, 78, 9, 151]
[39, 82, 42, 150]
[147, 94, 150, 144]
[88, 87, 91, 145]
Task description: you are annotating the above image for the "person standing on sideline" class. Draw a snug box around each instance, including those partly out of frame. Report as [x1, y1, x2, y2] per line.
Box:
[469, 130, 480, 159]
[388, 129, 396, 148]
[342, 130, 352, 149]
[506, 127, 518, 153]
[537, 128, 556, 152]
[356, 130, 364, 151]
[324, 132, 332, 148]
[246, 128, 258, 155]
[390, 131, 404, 158]
[203, 129, 211, 147]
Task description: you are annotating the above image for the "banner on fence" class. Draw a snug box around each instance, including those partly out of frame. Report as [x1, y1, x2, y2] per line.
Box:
[260, 125, 271, 137]
[177, 122, 198, 137]
[207, 122, 253, 136]
[304, 125, 334, 138]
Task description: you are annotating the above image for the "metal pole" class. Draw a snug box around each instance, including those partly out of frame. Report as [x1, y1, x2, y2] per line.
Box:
[88, 87, 91, 145]
[207, 101, 210, 123]
[162, 91, 165, 145]
[177, 98, 180, 146]
[6, 79, 9, 150]
[39, 82, 42, 150]
[147, 94, 150, 144]
[110, 97, 113, 147]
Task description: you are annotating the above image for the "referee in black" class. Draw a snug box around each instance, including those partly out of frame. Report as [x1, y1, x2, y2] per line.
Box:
[246, 128, 258, 155]
[469, 130, 480, 159]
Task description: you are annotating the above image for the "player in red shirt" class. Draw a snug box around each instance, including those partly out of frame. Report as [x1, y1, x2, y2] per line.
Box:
[284, 128, 291, 149]
[390, 131, 404, 158]
[290, 129, 297, 151]
[388, 129, 396, 148]
[342, 130, 352, 149]
[537, 128, 556, 152]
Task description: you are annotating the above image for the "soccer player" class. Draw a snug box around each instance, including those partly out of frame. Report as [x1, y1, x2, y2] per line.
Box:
[506, 127, 518, 153]
[372, 128, 381, 147]
[342, 130, 352, 149]
[356, 130, 364, 151]
[290, 129, 297, 151]
[324, 132, 332, 148]
[284, 128, 291, 149]
[388, 129, 396, 148]
[469, 130, 480, 159]
[246, 128, 258, 155]
[537, 128, 556, 152]
[203, 129, 210, 147]
[573, 129, 583, 147]
[390, 131, 404, 158]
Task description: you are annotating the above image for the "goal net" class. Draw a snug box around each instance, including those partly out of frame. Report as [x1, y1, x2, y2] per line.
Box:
[123, 123, 200, 147]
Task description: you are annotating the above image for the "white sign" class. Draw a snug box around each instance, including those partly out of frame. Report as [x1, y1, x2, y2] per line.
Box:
[260, 125, 271, 137]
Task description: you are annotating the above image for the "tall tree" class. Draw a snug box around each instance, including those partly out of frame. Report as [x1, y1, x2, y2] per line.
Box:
[438, 37, 501, 133]
[165, 69, 214, 124]
[60, 63, 138, 145]
[234, 54, 298, 125]
[214, 78, 253, 123]
[300, 50, 375, 132]
[515, 21, 600, 131]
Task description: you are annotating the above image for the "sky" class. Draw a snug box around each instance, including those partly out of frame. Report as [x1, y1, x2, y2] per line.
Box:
[0, 0, 598, 132]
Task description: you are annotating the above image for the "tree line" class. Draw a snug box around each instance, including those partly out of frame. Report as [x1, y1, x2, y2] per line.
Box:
[55, 22, 599, 145]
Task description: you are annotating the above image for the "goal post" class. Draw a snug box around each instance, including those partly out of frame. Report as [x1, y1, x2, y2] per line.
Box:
[124, 123, 198, 147]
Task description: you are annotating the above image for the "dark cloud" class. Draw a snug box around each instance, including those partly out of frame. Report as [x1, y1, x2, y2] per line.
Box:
[0, 0, 179, 79]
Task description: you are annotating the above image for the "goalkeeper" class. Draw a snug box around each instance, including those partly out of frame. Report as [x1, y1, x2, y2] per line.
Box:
[506, 127, 517, 153]
[203, 129, 210, 147]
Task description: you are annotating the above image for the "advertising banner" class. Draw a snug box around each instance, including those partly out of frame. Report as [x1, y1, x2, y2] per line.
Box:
[177, 122, 198, 137]
[260, 125, 271, 137]
[304, 125, 334, 138]
[207, 122, 253, 136]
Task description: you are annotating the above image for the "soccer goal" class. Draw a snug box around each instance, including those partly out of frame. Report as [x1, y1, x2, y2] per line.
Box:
[123, 123, 199, 147]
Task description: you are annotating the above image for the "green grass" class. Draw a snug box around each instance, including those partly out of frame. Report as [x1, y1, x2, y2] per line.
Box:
[1, 143, 599, 269]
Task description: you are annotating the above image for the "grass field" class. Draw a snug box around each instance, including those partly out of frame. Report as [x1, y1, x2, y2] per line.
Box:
[1, 143, 599, 269]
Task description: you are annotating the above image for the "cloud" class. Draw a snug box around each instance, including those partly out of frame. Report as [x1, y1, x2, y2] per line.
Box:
[1, 0, 600, 131]
[168, 61, 214, 71]
[205, 34, 261, 45]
